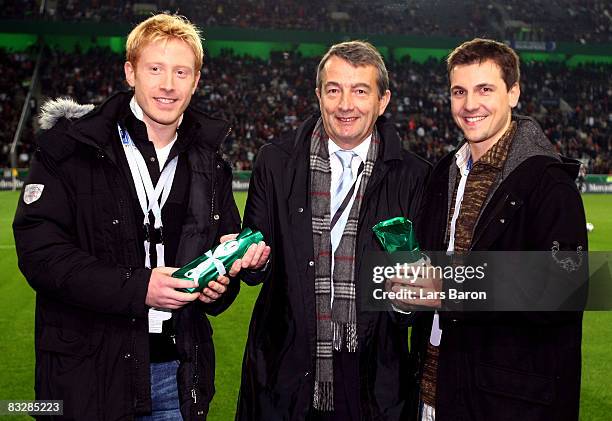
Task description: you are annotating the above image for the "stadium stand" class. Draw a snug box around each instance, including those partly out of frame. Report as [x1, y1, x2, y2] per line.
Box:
[0, 49, 36, 167]
[1, 0, 610, 43]
[3, 46, 609, 173]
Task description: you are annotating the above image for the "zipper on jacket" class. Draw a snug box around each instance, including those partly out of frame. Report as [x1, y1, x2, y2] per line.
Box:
[210, 126, 232, 223]
[191, 344, 199, 404]
[210, 155, 217, 223]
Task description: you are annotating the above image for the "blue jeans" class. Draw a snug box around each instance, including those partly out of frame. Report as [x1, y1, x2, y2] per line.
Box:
[136, 360, 182, 421]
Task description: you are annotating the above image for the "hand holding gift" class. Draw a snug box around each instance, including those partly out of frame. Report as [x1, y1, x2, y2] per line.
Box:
[198, 232, 271, 303]
[173, 228, 270, 295]
[218, 232, 271, 272]
[146, 267, 200, 309]
[386, 264, 443, 309]
[372, 217, 441, 310]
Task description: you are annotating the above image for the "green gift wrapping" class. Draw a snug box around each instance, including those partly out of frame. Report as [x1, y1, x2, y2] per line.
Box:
[173, 227, 264, 293]
[372, 216, 420, 259]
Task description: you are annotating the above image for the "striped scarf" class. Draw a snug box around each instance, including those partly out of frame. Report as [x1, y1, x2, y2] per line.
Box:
[309, 118, 379, 411]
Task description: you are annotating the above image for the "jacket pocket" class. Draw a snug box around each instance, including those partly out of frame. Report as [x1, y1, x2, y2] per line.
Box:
[38, 325, 103, 357]
[476, 362, 555, 405]
[36, 328, 102, 420]
[473, 192, 523, 248]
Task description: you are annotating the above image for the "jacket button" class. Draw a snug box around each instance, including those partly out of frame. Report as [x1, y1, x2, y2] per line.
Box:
[124, 353, 131, 359]
[510, 201, 516, 206]
[131, 318, 136, 323]
[297, 207, 304, 213]
[197, 410, 204, 416]
[149, 156, 156, 162]
[112, 219, 119, 225]
[308, 260, 315, 267]
[304, 371, 310, 377]
[213, 214, 220, 221]
[216, 164, 221, 169]
[499, 218, 505, 224]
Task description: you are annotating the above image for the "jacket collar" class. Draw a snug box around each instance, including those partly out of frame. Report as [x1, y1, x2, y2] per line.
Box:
[279, 114, 403, 163]
[447, 114, 562, 180]
[502, 114, 561, 179]
[38, 91, 230, 163]
[436, 114, 580, 250]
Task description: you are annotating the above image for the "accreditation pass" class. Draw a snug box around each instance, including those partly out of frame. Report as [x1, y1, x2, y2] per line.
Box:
[0, 400, 63, 415]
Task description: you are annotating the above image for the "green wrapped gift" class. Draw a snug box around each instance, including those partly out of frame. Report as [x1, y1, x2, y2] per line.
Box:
[173, 227, 264, 293]
[372, 216, 420, 256]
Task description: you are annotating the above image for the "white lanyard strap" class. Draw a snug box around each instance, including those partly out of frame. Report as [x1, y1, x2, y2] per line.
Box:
[118, 125, 178, 268]
[133, 150, 177, 229]
[118, 126, 148, 216]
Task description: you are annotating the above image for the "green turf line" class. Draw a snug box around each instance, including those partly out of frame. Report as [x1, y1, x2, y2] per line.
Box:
[0, 191, 610, 420]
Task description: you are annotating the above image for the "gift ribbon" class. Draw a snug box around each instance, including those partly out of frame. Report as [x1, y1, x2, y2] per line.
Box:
[173, 229, 263, 293]
[205, 250, 227, 277]
[185, 250, 227, 285]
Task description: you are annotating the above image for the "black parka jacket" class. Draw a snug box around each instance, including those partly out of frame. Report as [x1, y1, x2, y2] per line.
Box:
[236, 115, 431, 420]
[411, 116, 588, 421]
[13, 92, 241, 420]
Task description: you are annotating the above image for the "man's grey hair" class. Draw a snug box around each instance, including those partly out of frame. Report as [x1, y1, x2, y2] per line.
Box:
[316, 40, 389, 98]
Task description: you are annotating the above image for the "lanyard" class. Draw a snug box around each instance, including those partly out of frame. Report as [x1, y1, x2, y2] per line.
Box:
[117, 125, 178, 269]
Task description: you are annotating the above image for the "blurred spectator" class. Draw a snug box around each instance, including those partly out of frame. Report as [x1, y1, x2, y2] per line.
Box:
[2, 47, 610, 174]
[1, 0, 610, 43]
[0, 49, 36, 166]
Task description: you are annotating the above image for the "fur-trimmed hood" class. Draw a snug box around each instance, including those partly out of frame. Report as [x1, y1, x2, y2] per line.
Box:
[38, 97, 95, 130]
[34, 91, 232, 163]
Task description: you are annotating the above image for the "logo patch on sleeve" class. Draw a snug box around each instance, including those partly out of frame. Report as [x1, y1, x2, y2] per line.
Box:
[23, 184, 45, 204]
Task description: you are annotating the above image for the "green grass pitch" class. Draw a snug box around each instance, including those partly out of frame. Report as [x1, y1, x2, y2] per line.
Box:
[0, 191, 610, 420]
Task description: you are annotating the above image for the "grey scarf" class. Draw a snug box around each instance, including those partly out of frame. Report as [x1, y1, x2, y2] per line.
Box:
[309, 118, 379, 410]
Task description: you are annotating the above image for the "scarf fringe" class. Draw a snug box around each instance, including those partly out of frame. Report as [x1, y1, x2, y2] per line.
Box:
[313, 380, 334, 411]
[346, 322, 357, 352]
[332, 321, 342, 351]
[332, 321, 358, 352]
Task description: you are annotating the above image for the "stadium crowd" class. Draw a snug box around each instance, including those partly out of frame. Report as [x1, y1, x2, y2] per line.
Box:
[0, 49, 36, 166]
[2, 46, 610, 174]
[1, 0, 610, 43]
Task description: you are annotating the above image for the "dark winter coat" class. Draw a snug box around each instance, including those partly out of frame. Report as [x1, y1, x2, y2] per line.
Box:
[411, 115, 588, 421]
[13, 92, 241, 420]
[236, 115, 431, 420]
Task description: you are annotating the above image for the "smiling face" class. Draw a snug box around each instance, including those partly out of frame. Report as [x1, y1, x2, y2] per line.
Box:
[124, 37, 200, 132]
[450, 59, 520, 152]
[316, 56, 390, 149]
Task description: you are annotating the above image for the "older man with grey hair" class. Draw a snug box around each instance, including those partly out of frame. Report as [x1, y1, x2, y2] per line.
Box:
[236, 41, 431, 421]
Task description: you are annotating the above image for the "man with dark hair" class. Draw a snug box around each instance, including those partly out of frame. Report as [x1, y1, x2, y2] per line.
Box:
[400, 38, 587, 421]
[237, 40, 430, 420]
